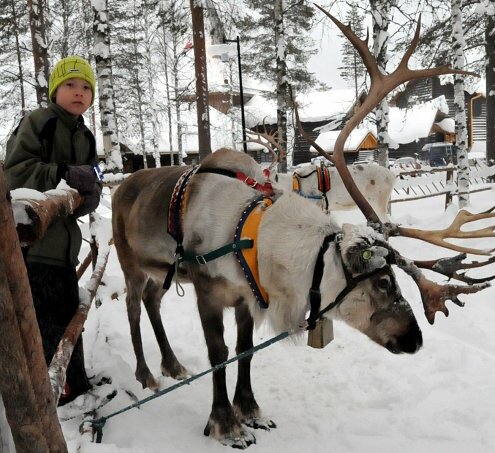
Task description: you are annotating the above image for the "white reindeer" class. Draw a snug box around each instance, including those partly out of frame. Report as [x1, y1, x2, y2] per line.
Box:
[275, 163, 395, 221]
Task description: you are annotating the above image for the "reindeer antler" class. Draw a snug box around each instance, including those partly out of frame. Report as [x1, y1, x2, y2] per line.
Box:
[245, 121, 285, 171]
[391, 251, 490, 324]
[291, 86, 335, 165]
[393, 207, 495, 256]
[414, 254, 495, 284]
[300, 5, 493, 324]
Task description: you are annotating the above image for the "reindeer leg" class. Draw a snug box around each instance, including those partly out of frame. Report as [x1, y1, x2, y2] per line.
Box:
[233, 304, 276, 431]
[125, 273, 159, 391]
[142, 279, 188, 380]
[196, 282, 256, 449]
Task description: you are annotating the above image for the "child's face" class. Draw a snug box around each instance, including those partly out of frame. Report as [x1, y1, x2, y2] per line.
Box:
[54, 77, 92, 116]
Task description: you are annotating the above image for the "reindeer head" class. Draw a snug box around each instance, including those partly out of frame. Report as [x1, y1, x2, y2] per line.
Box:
[333, 224, 422, 353]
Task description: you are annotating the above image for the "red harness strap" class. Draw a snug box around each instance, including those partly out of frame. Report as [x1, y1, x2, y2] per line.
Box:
[235, 171, 274, 196]
[316, 166, 331, 193]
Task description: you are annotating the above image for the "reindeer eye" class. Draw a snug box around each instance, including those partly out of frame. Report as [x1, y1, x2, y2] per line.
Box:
[376, 277, 391, 292]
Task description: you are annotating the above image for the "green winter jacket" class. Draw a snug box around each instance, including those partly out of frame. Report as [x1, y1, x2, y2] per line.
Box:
[5, 103, 97, 268]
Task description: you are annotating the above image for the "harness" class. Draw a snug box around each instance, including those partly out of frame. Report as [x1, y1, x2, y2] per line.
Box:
[292, 165, 331, 211]
[196, 167, 274, 196]
[164, 165, 274, 302]
[305, 234, 389, 330]
[234, 195, 272, 308]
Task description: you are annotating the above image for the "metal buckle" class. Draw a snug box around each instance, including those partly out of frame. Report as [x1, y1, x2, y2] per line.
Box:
[196, 255, 207, 265]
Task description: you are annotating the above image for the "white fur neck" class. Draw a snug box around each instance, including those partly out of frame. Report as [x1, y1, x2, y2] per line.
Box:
[256, 192, 342, 333]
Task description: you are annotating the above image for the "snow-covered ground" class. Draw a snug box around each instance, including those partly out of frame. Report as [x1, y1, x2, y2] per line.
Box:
[61, 187, 495, 453]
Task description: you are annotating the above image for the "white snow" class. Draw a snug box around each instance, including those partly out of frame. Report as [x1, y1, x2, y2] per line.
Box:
[56, 186, 495, 453]
[244, 89, 358, 128]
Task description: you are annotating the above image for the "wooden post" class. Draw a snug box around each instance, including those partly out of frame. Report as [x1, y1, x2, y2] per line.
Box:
[0, 260, 49, 453]
[190, 0, 212, 160]
[76, 250, 93, 280]
[0, 168, 67, 452]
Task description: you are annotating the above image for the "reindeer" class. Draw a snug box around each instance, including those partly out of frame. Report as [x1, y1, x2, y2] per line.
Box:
[111, 6, 494, 449]
[245, 123, 395, 221]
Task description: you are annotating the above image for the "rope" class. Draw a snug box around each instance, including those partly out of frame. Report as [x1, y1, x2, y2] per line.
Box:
[86, 330, 294, 443]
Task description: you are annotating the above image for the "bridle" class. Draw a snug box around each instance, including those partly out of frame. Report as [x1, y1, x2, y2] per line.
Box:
[306, 233, 390, 330]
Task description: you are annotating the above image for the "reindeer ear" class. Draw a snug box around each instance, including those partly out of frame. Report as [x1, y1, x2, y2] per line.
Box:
[340, 224, 388, 274]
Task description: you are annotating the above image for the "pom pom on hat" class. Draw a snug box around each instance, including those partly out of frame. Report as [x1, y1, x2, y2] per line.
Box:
[49, 56, 95, 105]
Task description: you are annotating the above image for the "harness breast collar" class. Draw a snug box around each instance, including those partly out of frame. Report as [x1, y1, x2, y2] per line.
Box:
[293, 166, 331, 211]
[306, 234, 388, 330]
[164, 165, 274, 306]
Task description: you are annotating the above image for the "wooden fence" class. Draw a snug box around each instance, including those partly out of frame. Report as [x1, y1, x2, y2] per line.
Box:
[390, 162, 495, 208]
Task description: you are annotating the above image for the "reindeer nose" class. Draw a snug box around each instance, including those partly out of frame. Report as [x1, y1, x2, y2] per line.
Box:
[395, 321, 423, 354]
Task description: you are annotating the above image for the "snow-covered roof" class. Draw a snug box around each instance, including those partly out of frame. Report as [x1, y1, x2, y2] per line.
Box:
[312, 96, 452, 150]
[155, 105, 263, 155]
[295, 89, 359, 123]
[438, 75, 486, 96]
[388, 96, 450, 145]
[435, 118, 455, 133]
[311, 127, 376, 153]
[244, 89, 359, 128]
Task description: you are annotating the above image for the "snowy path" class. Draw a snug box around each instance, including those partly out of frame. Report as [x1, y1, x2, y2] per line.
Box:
[60, 189, 495, 453]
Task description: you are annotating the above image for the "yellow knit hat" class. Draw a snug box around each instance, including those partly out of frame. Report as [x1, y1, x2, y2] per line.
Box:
[49, 56, 95, 105]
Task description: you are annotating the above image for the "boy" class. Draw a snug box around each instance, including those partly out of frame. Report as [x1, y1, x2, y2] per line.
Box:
[4, 56, 101, 404]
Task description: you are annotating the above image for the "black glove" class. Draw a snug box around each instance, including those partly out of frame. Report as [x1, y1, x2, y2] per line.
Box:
[74, 183, 102, 217]
[66, 165, 97, 193]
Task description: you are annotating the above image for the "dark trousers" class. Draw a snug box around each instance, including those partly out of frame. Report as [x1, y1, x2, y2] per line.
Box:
[26, 262, 90, 398]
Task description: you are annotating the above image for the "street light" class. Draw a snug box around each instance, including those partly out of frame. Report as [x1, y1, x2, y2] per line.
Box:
[223, 36, 247, 154]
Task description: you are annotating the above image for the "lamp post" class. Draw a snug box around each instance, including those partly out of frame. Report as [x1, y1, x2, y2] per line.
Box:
[224, 36, 247, 153]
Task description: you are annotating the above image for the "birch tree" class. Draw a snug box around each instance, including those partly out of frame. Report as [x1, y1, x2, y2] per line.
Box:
[415, 1, 491, 166]
[370, 0, 394, 168]
[143, 0, 161, 168]
[451, 0, 469, 207]
[275, 0, 288, 173]
[239, 0, 320, 169]
[27, 0, 50, 107]
[92, 0, 122, 171]
[204, 0, 226, 44]
[49, 0, 92, 58]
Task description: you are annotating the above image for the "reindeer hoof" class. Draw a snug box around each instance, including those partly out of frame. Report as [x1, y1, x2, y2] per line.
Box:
[204, 419, 256, 449]
[243, 416, 276, 431]
[219, 430, 256, 449]
[136, 369, 159, 392]
[161, 362, 189, 380]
